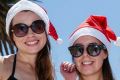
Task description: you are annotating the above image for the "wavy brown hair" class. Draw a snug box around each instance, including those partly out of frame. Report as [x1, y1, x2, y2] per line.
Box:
[35, 31, 54, 80]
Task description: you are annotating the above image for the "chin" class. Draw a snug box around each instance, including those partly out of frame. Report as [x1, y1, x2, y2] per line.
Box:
[80, 69, 99, 77]
[27, 50, 40, 55]
[81, 72, 95, 76]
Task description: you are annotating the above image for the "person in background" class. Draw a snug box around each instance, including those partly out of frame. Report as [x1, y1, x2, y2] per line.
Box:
[60, 15, 120, 80]
[0, 0, 62, 80]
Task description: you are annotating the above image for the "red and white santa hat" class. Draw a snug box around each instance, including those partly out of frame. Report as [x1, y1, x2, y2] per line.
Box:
[69, 15, 120, 51]
[6, 0, 63, 44]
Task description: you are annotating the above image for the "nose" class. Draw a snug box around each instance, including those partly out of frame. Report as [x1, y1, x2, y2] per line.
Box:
[82, 49, 89, 57]
[27, 28, 35, 36]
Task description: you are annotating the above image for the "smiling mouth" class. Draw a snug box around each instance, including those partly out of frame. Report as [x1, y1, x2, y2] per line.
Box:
[25, 40, 39, 46]
[82, 61, 94, 65]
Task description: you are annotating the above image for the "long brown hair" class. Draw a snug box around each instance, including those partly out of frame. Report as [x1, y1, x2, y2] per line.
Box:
[35, 32, 54, 80]
[102, 57, 114, 80]
[9, 18, 54, 80]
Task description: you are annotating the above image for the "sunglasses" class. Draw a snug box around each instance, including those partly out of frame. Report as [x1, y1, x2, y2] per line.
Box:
[11, 20, 45, 37]
[68, 43, 106, 57]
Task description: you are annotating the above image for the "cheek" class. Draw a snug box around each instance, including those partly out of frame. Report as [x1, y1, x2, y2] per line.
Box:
[98, 51, 107, 63]
[73, 58, 82, 69]
[102, 51, 107, 60]
[95, 58, 104, 68]
[13, 35, 19, 45]
[94, 53, 107, 69]
[38, 33, 47, 49]
[13, 36, 23, 47]
[42, 34, 47, 44]
[42, 32, 47, 40]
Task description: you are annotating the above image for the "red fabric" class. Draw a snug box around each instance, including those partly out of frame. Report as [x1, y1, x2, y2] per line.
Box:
[70, 15, 117, 41]
[49, 22, 58, 40]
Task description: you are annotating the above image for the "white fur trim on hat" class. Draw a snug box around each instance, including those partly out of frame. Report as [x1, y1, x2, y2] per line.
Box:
[6, 0, 49, 36]
[69, 27, 111, 51]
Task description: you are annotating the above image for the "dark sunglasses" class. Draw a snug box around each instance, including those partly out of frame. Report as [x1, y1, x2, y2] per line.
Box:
[68, 43, 107, 57]
[11, 20, 45, 37]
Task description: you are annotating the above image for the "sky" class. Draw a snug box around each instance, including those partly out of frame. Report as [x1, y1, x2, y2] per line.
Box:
[1, 0, 120, 80]
[40, 0, 120, 80]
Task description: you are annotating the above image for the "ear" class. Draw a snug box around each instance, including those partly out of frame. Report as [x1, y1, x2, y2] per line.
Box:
[102, 51, 108, 60]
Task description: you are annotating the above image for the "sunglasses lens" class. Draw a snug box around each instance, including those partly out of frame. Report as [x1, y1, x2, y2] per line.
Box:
[87, 43, 101, 56]
[69, 45, 83, 57]
[32, 20, 45, 34]
[12, 24, 28, 37]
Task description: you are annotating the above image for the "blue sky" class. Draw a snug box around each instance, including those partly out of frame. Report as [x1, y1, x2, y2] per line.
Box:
[40, 0, 120, 80]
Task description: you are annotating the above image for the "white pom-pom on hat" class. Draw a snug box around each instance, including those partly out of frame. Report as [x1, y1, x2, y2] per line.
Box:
[56, 38, 63, 44]
[114, 37, 120, 46]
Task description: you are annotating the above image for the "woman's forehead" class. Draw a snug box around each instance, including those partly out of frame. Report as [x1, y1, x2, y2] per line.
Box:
[12, 11, 41, 25]
[13, 11, 41, 20]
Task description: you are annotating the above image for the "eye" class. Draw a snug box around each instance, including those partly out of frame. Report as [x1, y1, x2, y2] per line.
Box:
[68, 45, 84, 57]
[31, 20, 45, 33]
[87, 43, 101, 56]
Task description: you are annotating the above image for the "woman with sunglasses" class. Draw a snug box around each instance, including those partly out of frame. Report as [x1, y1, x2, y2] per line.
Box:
[0, 0, 62, 80]
[60, 15, 120, 80]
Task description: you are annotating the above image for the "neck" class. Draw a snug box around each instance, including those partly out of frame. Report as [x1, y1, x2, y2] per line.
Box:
[17, 51, 37, 69]
[80, 69, 103, 80]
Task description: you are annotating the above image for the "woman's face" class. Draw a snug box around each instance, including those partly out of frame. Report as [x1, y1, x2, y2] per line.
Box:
[73, 35, 107, 76]
[12, 11, 47, 54]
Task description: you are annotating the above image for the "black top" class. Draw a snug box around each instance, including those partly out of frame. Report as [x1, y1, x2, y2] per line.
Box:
[8, 54, 17, 80]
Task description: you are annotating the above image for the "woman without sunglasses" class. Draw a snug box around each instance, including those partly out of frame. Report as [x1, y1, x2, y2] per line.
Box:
[60, 15, 119, 80]
[0, 0, 62, 80]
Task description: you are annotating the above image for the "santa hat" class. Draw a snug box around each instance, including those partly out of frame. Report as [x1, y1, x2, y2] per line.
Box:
[69, 15, 120, 51]
[6, 0, 63, 44]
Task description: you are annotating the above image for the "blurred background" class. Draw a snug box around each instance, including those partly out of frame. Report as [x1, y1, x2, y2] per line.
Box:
[0, 0, 120, 80]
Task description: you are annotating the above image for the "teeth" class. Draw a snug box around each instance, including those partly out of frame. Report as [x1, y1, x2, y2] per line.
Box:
[26, 41, 38, 45]
[82, 61, 92, 65]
